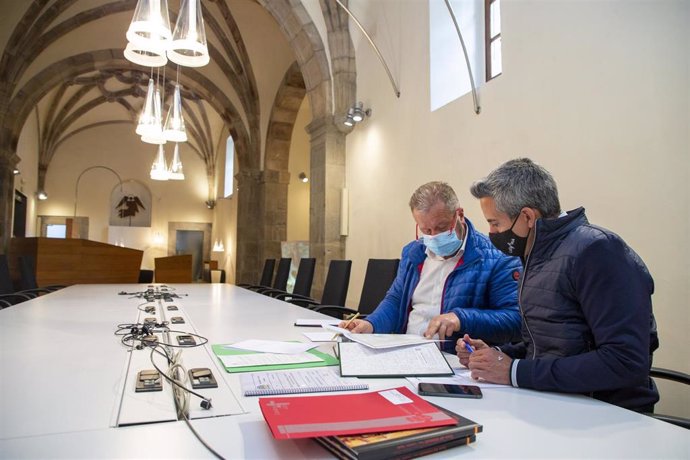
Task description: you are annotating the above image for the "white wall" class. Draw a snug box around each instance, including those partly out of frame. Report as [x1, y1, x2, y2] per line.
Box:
[344, 0, 689, 414]
[37, 123, 213, 270]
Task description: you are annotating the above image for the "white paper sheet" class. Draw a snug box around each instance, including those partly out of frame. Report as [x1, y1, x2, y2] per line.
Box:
[224, 339, 317, 354]
[218, 352, 322, 368]
[302, 332, 339, 342]
[239, 368, 367, 396]
[323, 325, 444, 349]
[338, 342, 453, 377]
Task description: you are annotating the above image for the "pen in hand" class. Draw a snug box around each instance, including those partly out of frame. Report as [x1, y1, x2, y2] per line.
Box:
[332, 312, 360, 340]
[463, 340, 474, 354]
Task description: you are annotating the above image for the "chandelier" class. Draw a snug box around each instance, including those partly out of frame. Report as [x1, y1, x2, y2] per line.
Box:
[124, 0, 208, 180]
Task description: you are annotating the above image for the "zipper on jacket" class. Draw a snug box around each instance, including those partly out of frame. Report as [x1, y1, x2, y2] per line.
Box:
[518, 225, 538, 359]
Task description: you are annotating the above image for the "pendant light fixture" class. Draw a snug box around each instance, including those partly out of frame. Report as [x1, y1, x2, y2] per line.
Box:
[163, 83, 187, 142]
[125, 0, 172, 67]
[140, 85, 166, 144]
[168, 143, 185, 180]
[168, 0, 210, 67]
[124, 42, 168, 68]
[136, 78, 158, 136]
[150, 145, 170, 180]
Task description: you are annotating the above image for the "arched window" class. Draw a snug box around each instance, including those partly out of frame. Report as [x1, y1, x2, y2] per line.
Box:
[224, 136, 235, 198]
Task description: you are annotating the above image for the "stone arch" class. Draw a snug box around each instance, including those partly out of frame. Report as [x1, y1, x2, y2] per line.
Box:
[241, 0, 356, 295]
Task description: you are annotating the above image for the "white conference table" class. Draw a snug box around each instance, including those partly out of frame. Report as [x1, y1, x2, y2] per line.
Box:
[0, 284, 688, 459]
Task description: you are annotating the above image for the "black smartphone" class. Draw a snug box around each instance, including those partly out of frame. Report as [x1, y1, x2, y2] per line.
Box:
[418, 383, 483, 398]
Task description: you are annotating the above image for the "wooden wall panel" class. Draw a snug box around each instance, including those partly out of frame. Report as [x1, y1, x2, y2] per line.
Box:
[9, 238, 143, 286]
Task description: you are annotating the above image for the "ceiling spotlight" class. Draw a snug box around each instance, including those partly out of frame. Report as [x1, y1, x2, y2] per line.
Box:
[343, 108, 355, 127]
[37, 191, 48, 200]
[343, 102, 371, 127]
[298, 172, 309, 183]
[351, 102, 370, 122]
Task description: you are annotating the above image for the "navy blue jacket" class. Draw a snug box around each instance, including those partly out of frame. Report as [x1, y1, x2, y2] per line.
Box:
[502, 208, 659, 411]
[366, 218, 522, 352]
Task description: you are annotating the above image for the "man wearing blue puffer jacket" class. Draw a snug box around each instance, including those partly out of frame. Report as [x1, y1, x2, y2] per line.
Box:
[458, 158, 659, 412]
[340, 181, 522, 353]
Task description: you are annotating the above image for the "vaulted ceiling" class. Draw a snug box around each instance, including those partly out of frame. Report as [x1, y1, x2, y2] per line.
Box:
[0, 0, 304, 197]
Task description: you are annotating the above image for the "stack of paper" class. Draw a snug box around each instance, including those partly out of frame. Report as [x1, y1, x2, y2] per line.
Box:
[212, 340, 339, 373]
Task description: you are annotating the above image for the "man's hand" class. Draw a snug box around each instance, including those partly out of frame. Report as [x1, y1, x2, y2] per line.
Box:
[467, 347, 511, 385]
[338, 319, 373, 334]
[455, 334, 488, 367]
[424, 313, 460, 339]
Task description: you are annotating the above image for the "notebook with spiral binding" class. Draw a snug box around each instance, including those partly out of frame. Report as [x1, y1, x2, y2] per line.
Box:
[240, 367, 368, 396]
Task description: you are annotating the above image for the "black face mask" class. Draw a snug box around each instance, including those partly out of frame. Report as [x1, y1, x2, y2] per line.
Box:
[489, 214, 529, 259]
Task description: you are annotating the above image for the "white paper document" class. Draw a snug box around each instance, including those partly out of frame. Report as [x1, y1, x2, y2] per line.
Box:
[224, 339, 317, 354]
[218, 352, 322, 368]
[302, 332, 339, 342]
[323, 325, 442, 349]
[239, 368, 367, 396]
[294, 319, 341, 327]
[338, 341, 453, 377]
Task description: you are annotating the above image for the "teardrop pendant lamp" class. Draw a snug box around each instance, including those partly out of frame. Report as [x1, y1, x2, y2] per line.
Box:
[136, 78, 159, 136]
[124, 42, 168, 67]
[140, 86, 166, 145]
[150, 145, 170, 181]
[126, 0, 172, 58]
[168, 143, 185, 180]
[163, 83, 187, 142]
[167, 0, 209, 67]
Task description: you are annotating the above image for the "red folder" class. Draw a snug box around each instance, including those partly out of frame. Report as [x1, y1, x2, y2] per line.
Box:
[259, 386, 457, 439]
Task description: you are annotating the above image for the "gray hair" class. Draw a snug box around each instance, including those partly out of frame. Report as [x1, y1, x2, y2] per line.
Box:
[409, 181, 459, 213]
[470, 158, 561, 218]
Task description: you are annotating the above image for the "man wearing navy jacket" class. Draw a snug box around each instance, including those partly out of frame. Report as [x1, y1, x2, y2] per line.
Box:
[458, 158, 659, 411]
[341, 181, 522, 353]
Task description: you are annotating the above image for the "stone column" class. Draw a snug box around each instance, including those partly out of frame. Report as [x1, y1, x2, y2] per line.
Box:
[260, 168, 290, 270]
[234, 168, 264, 284]
[306, 115, 346, 301]
[0, 151, 18, 254]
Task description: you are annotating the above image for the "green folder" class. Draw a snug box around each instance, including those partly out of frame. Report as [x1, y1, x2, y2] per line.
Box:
[212, 344, 339, 373]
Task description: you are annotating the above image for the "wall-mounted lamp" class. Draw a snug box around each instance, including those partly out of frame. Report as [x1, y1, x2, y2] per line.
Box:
[212, 240, 225, 253]
[13, 169, 20, 175]
[298, 172, 309, 183]
[205, 200, 216, 209]
[37, 191, 48, 200]
[343, 102, 371, 127]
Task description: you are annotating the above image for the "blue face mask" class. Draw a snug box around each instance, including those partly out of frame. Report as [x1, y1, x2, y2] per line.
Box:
[421, 226, 462, 257]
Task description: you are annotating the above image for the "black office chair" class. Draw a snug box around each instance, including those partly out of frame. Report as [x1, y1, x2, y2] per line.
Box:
[643, 367, 690, 429]
[138, 269, 154, 283]
[314, 258, 400, 319]
[238, 258, 275, 289]
[262, 258, 316, 298]
[18, 255, 66, 292]
[245, 258, 291, 294]
[0, 255, 43, 305]
[276, 260, 352, 309]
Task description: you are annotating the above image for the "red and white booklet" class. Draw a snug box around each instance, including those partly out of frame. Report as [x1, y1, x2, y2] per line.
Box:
[259, 386, 458, 440]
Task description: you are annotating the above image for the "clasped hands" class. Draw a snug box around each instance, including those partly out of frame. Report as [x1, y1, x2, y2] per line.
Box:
[456, 333, 511, 385]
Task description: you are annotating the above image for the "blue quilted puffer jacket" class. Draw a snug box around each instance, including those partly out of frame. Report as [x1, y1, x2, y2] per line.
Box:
[366, 218, 522, 352]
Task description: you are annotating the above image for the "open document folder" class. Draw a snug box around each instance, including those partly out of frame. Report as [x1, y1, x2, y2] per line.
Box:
[338, 341, 454, 377]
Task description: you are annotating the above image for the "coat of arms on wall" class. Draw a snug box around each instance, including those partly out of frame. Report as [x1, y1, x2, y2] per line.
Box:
[109, 180, 152, 227]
